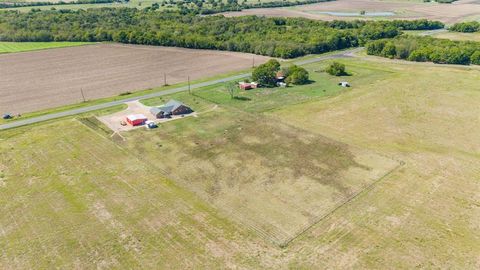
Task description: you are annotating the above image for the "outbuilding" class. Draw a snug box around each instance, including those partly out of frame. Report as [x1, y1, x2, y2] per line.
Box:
[239, 82, 252, 90]
[339, 81, 350, 87]
[150, 100, 193, 119]
[126, 114, 147, 126]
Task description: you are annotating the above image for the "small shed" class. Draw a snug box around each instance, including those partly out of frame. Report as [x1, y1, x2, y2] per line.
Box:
[239, 82, 252, 90]
[126, 114, 147, 126]
[339, 82, 350, 87]
[250, 82, 259, 88]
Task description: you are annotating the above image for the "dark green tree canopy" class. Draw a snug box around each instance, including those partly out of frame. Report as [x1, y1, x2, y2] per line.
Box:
[252, 59, 280, 87]
[366, 36, 480, 65]
[0, 9, 444, 58]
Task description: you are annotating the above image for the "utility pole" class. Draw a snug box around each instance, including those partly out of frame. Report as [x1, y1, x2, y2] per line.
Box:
[164, 73, 167, 86]
[80, 88, 86, 102]
[188, 76, 191, 94]
[252, 56, 255, 68]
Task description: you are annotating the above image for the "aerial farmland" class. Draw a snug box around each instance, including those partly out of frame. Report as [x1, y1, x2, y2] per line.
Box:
[0, 0, 479, 269]
[0, 43, 268, 113]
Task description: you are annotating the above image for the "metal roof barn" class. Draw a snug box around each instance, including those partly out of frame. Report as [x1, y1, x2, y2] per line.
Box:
[126, 114, 147, 126]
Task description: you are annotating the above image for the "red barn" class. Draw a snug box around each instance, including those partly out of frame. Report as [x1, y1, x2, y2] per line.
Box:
[126, 114, 147, 126]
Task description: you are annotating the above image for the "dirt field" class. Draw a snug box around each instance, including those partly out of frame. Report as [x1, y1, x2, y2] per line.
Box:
[223, 0, 480, 24]
[0, 43, 269, 114]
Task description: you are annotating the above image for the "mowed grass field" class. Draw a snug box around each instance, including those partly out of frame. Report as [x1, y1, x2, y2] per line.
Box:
[0, 42, 92, 53]
[432, 31, 480, 42]
[0, 55, 479, 268]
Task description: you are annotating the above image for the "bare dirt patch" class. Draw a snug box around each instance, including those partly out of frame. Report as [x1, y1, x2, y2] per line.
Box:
[223, 0, 480, 24]
[0, 43, 269, 114]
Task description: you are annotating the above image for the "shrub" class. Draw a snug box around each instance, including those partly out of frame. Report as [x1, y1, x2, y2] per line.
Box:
[326, 62, 346, 76]
[470, 51, 480, 65]
[285, 65, 309, 85]
[449, 21, 480, 33]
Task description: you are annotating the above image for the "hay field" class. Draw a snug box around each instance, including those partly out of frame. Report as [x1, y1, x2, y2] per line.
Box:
[0, 120, 268, 269]
[0, 43, 268, 114]
[120, 102, 399, 246]
[223, 0, 480, 23]
[272, 58, 480, 268]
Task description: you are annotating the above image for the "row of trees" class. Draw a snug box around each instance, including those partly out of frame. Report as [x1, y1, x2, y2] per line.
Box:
[0, 9, 445, 58]
[0, 0, 124, 9]
[195, 0, 334, 15]
[366, 36, 480, 65]
[449, 21, 480, 33]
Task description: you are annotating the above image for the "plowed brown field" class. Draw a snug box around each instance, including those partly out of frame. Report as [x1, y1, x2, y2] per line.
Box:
[0, 43, 269, 114]
[223, 0, 480, 24]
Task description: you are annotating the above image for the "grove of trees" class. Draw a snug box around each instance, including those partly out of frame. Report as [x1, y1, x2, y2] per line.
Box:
[449, 21, 480, 33]
[366, 36, 480, 65]
[251, 60, 309, 86]
[0, 9, 445, 58]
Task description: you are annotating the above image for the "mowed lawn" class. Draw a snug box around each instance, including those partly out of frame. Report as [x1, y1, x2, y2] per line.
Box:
[0, 41, 93, 53]
[0, 55, 479, 268]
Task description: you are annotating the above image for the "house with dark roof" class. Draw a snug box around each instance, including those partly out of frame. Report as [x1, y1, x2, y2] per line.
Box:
[150, 100, 193, 119]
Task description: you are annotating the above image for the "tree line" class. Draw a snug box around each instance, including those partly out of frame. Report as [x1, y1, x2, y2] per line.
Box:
[366, 35, 480, 65]
[0, 0, 125, 9]
[0, 9, 444, 58]
[449, 21, 480, 33]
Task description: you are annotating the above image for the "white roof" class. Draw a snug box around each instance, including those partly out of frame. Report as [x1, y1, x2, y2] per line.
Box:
[126, 114, 147, 121]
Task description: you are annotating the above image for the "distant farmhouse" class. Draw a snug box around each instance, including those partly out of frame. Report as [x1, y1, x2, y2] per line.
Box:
[150, 99, 193, 119]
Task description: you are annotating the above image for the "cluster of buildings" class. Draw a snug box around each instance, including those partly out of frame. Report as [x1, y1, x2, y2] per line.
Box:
[125, 99, 193, 127]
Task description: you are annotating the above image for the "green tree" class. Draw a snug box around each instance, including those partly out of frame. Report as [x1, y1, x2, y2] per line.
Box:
[471, 51, 480, 65]
[285, 65, 309, 85]
[225, 81, 237, 99]
[326, 62, 346, 76]
[252, 60, 280, 87]
[381, 42, 396, 59]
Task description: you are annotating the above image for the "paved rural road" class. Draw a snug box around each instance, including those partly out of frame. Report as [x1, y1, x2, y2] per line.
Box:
[0, 48, 362, 130]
